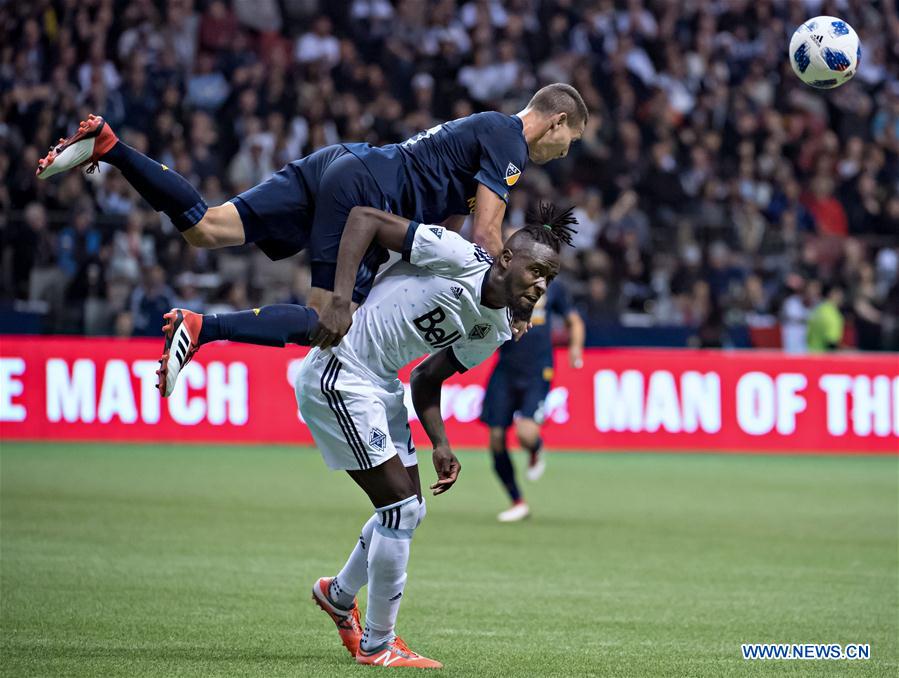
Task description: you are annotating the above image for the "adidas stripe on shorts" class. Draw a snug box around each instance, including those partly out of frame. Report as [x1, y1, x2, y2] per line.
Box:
[295, 347, 418, 471]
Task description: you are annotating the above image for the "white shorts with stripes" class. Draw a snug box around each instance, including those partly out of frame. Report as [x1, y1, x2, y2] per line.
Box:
[295, 348, 418, 472]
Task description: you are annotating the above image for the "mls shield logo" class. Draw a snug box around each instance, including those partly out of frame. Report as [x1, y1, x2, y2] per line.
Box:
[468, 323, 491, 340]
[369, 427, 386, 452]
[505, 162, 521, 187]
[429, 227, 443, 239]
[451, 286, 463, 299]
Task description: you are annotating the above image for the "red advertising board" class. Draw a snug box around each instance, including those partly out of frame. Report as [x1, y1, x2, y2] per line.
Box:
[1, 336, 897, 454]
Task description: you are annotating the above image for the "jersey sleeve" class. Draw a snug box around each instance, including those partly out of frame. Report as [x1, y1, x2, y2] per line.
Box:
[447, 338, 501, 373]
[402, 221, 479, 276]
[473, 119, 528, 204]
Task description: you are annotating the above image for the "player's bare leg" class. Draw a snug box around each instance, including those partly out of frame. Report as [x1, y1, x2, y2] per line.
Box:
[36, 114, 244, 249]
[181, 202, 245, 249]
[489, 427, 529, 522]
[516, 418, 546, 482]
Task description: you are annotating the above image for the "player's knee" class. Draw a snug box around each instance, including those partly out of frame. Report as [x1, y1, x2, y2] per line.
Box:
[183, 205, 243, 249]
[182, 218, 218, 248]
[375, 495, 420, 536]
[488, 429, 506, 454]
[516, 420, 541, 448]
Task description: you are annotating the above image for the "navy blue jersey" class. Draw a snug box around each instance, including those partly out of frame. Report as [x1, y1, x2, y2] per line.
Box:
[496, 281, 573, 376]
[342, 112, 529, 223]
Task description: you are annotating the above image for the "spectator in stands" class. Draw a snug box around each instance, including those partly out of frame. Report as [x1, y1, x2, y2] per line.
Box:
[807, 284, 845, 353]
[130, 265, 175, 337]
[57, 204, 102, 278]
[780, 274, 810, 354]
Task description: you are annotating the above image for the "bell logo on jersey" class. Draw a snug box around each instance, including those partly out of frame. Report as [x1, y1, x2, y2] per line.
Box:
[413, 306, 462, 349]
[505, 162, 521, 186]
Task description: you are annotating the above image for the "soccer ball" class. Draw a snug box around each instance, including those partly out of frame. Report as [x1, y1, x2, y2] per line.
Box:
[789, 16, 860, 89]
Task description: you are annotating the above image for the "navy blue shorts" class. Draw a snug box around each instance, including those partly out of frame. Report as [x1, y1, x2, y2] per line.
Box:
[231, 145, 389, 303]
[479, 367, 551, 428]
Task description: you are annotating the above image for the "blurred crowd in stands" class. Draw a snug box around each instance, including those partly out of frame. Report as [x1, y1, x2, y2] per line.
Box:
[1, 0, 898, 351]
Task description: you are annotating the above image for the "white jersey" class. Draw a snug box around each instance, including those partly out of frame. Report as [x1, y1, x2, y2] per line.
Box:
[332, 222, 513, 382]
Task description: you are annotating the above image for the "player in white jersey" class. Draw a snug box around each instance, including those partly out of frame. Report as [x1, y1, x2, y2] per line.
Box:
[300, 203, 575, 668]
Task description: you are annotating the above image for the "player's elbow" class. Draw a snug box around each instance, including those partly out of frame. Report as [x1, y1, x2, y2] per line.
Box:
[348, 205, 382, 225]
[347, 205, 392, 237]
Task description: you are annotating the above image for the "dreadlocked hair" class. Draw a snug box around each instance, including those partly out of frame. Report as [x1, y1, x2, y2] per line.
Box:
[520, 202, 578, 252]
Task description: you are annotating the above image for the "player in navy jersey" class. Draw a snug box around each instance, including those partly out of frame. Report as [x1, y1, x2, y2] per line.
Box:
[36, 84, 586, 394]
[480, 268, 584, 522]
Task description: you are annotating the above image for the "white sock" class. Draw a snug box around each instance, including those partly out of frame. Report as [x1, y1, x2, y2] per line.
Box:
[360, 496, 420, 652]
[329, 514, 377, 610]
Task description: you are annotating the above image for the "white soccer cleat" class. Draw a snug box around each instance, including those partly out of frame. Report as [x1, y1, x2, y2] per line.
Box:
[157, 309, 203, 397]
[36, 114, 119, 180]
[526, 452, 546, 482]
[497, 501, 530, 523]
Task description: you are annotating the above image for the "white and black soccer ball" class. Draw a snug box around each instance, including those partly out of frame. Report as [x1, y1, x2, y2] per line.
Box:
[789, 16, 860, 89]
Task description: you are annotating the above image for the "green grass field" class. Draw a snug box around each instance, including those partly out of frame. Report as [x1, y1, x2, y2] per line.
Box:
[1, 443, 896, 677]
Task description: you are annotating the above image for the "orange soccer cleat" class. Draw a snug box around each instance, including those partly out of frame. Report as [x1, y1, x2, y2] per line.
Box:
[36, 114, 119, 179]
[311, 577, 363, 657]
[356, 635, 443, 669]
[157, 309, 203, 397]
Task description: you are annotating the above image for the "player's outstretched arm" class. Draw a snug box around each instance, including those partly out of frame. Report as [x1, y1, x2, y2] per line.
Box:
[310, 206, 413, 348]
[410, 350, 463, 496]
[566, 310, 586, 369]
[470, 183, 506, 257]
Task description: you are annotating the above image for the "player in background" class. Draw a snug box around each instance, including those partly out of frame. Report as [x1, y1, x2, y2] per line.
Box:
[480, 228, 584, 522]
[299, 202, 575, 667]
[35, 84, 587, 395]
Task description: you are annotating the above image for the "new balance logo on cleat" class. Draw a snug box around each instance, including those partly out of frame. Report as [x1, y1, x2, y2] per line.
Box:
[451, 286, 463, 299]
[374, 651, 402, 667]
[429, 227, 443, 239]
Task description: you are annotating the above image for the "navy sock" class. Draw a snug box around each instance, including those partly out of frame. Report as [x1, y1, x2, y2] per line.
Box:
[103, 142, 207, 232]
[491, 447, 521, 502]
[198, 305, 319, 347]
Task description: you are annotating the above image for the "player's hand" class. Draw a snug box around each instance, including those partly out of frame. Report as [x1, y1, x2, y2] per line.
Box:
[310, 299, 353, 349]
[511, 319, 532, 341]
[569, 347, 584, 369]
[430, 445, 461, 495]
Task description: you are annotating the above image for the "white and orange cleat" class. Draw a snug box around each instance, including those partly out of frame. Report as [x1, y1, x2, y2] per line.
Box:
[356, 636, 443, 669]
[36, 114, 119, 180]
[311, 577, 363, 657]
[157, 309, 203, 397]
